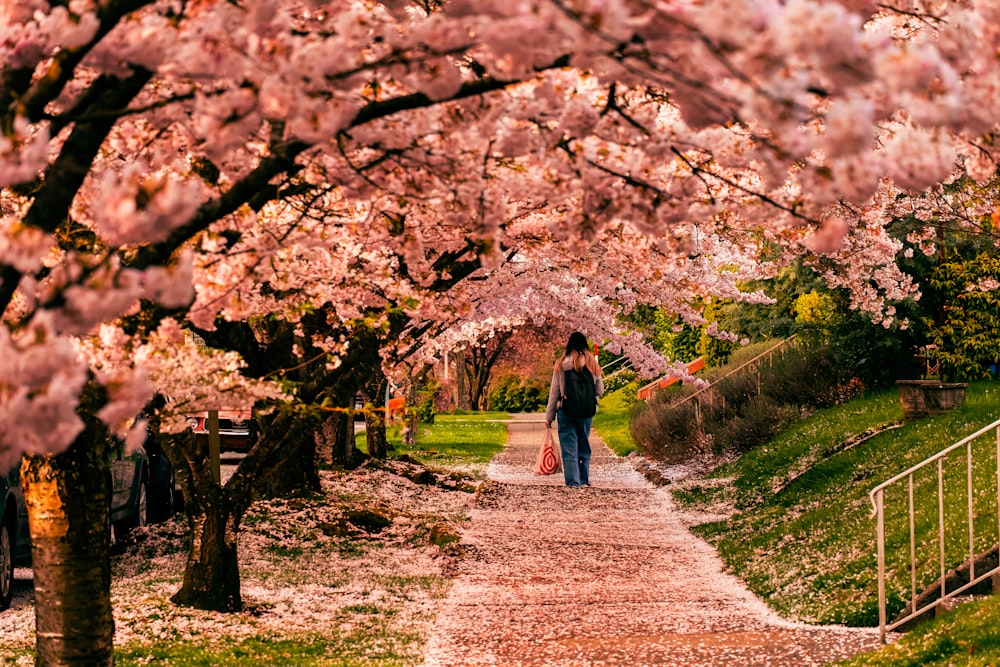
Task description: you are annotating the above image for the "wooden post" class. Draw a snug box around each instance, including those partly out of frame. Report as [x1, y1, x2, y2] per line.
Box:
[208, 410, 221, 485]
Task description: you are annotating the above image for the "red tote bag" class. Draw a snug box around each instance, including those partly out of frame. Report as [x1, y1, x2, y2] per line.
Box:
[534, 427, 560, 475]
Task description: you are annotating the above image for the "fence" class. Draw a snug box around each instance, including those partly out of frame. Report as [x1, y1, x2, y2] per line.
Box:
[869, 417, 1000, 643]
[636, 357, 705, 401]
[670, 336, 797, 413]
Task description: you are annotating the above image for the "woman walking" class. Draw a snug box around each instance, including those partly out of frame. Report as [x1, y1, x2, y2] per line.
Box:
[545, 332, 605, 488]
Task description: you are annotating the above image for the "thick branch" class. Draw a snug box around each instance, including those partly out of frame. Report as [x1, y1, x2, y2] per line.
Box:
[0, 68, 153, 313]
[349, 55, 570, 129]
[16, 0, 155, 123]
[24, 70, 153, 235]
[130, 139, 310, 269]
[135, 55, 571, 268]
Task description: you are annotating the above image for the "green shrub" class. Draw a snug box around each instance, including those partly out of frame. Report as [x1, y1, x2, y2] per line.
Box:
[714, 371, 760, 408]
[762, 345, 845, 408]
[488, 373, 546, 412]
[632, 341, 861, 462]
[630, 396, 701, 461]
[706, 396, 799, 454]
[604, 368, 638, 392]
[414, 397, 435, 424]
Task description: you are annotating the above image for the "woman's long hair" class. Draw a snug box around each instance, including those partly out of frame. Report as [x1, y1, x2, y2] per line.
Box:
[556, 331, 602, 376]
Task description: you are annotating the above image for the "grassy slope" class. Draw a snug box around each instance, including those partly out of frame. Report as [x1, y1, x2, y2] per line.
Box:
[593, 385, 638, 456]
[676, 382, 1000, 628]
[838, 594, 1000, 666]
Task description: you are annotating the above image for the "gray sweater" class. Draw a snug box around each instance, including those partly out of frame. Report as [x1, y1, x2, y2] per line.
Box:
[545, 356, 605, 424]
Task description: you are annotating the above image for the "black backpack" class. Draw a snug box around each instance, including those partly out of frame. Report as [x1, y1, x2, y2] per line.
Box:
[562, 367, 597, 419]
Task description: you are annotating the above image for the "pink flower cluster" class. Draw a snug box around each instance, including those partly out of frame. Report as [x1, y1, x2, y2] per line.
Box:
[1, 0, 999, 465]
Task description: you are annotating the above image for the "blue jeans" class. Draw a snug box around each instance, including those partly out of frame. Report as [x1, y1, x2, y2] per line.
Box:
[556, 409, 592, 487]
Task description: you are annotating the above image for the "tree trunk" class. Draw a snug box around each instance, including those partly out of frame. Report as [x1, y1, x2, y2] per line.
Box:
[364, 410, 389, 459]
[22, 427, 113, 667]
[325, 411, 360, 467]
[162, 410, 324, 611]
[362, 374, 389, 459]
[454, 349, 470, 411]
[170, 493, 242, 612]
[461, 333, 511, 411]
[252, 410, 321, 499]
[466, 356, 489, 411]
[402, 375, 419, 446]
[160, 429, 245, 612]
[315, 416, 335, 467]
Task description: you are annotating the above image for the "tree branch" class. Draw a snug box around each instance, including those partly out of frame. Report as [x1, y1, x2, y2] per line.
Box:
[15, 0, 155, 124]
[0, 68, 153, 314]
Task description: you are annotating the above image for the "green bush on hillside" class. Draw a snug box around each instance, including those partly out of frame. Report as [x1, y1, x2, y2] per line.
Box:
[603, 368, 637, 392]
[631, 398, 702, 460]
[631, 342, 864, 462]
[488, 374, 546, 412]
[705, 396, 800, 453]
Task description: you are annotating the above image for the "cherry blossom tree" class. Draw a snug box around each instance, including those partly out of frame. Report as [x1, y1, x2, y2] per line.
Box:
[467, 323, 571, 411]
[3, 1, 1000, 665]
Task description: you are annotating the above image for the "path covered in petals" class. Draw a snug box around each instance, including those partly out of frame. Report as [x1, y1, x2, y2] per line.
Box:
[422, 415, 882, 667]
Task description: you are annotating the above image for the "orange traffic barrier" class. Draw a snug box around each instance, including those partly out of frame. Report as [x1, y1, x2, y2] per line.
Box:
[636, 357, 705, 401]
[387, 396, 405, 418]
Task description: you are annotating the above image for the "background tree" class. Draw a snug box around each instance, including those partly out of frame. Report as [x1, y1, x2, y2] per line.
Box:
[925, 252, 1000, 380]
[462, 331, 513, 410]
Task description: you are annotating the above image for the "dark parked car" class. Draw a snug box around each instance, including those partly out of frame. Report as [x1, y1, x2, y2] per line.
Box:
[0, 437, 175, 611]
[185, 409, 252, 452]
[0, 464, 29, 612]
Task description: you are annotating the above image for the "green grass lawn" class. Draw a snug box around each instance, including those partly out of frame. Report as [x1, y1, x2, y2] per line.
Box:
[115, 630, 422, 667]
[837, 595, 1000, 666]
[593, 384, 638, 456]
[359, 412, 510, 475]
[677, 382, 1000, 628]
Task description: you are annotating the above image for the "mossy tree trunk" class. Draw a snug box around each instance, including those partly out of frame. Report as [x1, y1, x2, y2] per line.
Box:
[22, 391, 114, 666]
[362, 374, 389, 459]
[170, 488, 242, 612]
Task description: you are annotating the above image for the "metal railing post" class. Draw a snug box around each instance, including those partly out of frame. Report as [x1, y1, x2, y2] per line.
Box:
[908, 475, 916, 616]
[938, 458, 946, 601]
[968, 441, 975, 582]
[876, 488, 887, 644]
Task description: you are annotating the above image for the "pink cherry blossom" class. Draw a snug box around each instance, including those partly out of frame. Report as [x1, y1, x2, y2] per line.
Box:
[0, 0, 998, 467]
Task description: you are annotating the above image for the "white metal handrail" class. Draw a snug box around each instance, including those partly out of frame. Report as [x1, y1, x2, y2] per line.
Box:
[671, 335, 797, 408]
[869, 417, 1000, 643]
[602, 356, 633, 374]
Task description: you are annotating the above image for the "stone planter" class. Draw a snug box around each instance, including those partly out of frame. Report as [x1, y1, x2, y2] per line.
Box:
[896, 380, 968, 420]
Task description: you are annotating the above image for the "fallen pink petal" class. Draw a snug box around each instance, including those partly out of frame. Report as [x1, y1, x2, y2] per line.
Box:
[423, 416, 884, 666]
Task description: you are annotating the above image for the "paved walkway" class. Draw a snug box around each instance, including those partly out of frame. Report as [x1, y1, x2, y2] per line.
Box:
[422, 415, 883, 666]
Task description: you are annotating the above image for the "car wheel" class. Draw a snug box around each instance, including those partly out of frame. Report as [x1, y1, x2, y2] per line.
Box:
[172, 485, 185, 514]
[146, 462, 174, 524]
[1, 520, 13, 611]
[113, 480, 147, 543]
[147, 482, 173, 524]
